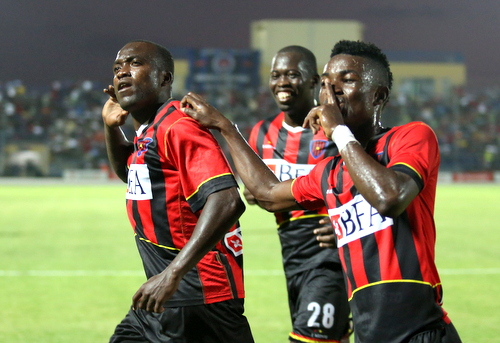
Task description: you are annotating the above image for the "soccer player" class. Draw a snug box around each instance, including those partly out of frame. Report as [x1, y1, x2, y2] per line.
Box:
[245, 45, 350, 343]
[101, 40, 254, 343]
[180, 40, 462, 343]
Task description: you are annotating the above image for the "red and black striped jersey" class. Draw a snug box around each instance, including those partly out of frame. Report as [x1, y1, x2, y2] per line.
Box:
[292, 122, 452, 342]
[248, 112, 340, 277]
[125, 100, 245, 307]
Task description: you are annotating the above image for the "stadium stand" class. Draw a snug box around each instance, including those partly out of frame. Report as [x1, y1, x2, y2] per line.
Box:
[0, 79, 498, 177]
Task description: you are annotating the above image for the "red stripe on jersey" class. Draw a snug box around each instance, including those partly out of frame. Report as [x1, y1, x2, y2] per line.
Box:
[126, 200, 136, 233]
[196, 251, 233, 303]
[348, 239, 369, 296]
[339, 249, 353, 298]
[138, 199, 156, 243]
[375, 229, 402, 280]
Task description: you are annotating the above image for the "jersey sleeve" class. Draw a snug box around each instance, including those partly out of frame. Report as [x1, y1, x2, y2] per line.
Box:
[165, 115, 237, 212]
[291, 158, 330, 210]
[387, 122, 440, 191]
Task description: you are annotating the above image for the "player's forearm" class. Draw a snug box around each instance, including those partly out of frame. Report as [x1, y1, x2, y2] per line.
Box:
[165, 188, 245, 279]
[218, 121, 292, 210]
[104, 125, 134, 183]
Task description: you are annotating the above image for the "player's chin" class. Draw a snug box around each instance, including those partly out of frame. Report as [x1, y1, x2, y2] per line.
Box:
[277, 101, 294, 111]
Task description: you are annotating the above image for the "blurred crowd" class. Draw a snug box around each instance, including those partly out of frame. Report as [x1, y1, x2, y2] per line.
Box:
[0, 79, 498, 177]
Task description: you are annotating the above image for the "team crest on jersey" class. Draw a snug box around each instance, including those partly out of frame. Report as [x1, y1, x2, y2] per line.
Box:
[310, 140, 328, 159]
[137, 137, 153, 157]
[224, 227, 243, 256]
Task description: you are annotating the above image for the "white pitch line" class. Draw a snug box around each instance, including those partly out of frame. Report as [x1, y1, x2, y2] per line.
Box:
[0, 268, 498, 277]
[0, 270, 284, 277]
[439, 268, 500, 275]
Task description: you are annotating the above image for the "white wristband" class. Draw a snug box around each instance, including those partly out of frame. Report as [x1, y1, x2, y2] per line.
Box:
[332, 125, 359, 153]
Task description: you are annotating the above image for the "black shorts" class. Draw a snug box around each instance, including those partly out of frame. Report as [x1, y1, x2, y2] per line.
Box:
[109, 299, 254, 343]
[408, 321, 462, 343]
[287, 264, 351, 342]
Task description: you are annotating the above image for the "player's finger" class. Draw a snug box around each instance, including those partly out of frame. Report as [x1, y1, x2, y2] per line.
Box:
[323, 79, 335, 105]
[132, 290, 144, 310]
[146, 296, 157, 312]
[154, 301, 165, 313]
[303, 108, 319, 133]
[319, 242, 336, 249]
[180, 94, 193, 108]
[313, 227, 332, 235]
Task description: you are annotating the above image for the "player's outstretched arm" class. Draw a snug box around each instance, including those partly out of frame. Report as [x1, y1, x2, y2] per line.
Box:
[180, 92, 298, 212]
[102, 86, 134, 182]
[131, 187, 245, 313]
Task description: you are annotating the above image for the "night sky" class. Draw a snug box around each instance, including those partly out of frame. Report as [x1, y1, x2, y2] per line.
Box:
[2, 0, 499, 92]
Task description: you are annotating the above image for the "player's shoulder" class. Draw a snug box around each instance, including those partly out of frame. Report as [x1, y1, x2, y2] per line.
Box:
[158, 100, 208, 132]
[394, 121, 435, 135]
[389, 122, 438, 147]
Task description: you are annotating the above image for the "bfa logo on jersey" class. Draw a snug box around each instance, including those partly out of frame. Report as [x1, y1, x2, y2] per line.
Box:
[224, 227, 243, 257]
[310, 140, 328, 159]
[137, 138, 153, 157]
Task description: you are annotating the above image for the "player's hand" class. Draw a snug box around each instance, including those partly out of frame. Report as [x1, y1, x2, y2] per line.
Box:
[131, 269, 181, 313]
[303, 79, 343, 139]
[180, 92, 231, 131]
[102, 85, 129, 127]
[314, 217, 337, 249]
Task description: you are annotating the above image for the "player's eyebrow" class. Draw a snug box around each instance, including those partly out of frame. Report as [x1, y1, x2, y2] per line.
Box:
[114, 55, 132, 65]
[321, 69, 358, 78]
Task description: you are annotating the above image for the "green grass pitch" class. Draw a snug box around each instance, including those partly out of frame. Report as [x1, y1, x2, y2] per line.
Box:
[0, 182, 498, 342]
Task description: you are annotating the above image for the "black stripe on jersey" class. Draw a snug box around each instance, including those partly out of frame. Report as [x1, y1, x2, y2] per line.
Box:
[131, 200, 144, 237]
[274, 128, 288, 159]
[320, 158, 337, 199]
[296, 130, 312, 164]
[145, 105, 176, 246]
[215, 251, 238, 297]
[360, 235, 381, 283]
[392, 212, 424, 280]
[187, 174, 238, 213]
[322, 157, 358, 293]
[337, 166, 357, 292]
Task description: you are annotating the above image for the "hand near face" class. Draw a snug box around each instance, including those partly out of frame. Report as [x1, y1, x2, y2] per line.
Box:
[180, 92, 231, 131]
[132, 269, 181, 313]
[102, 85, 129, 127]
[303, 79, 344, 139]
[314, 217, 337, 249]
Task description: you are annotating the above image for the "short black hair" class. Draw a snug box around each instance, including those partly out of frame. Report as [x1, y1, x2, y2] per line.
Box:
[277, 45, 318, 78]
[330, 40, 393, 90]
[130, 40, 174, 75]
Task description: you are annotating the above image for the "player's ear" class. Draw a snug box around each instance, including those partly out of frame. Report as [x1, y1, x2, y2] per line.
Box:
[161, 71, 173, 86]
[373, 86, 389, 107]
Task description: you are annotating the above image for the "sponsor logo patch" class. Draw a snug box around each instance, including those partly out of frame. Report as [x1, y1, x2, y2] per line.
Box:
[328, 194, 393, 247]
[126, 164, 153, 200]
[263, 159, 315, 181]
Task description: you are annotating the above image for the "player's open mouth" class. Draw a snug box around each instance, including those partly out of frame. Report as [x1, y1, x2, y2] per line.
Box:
[118, 82, 132, 92]
[277, 91, 292, 102]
